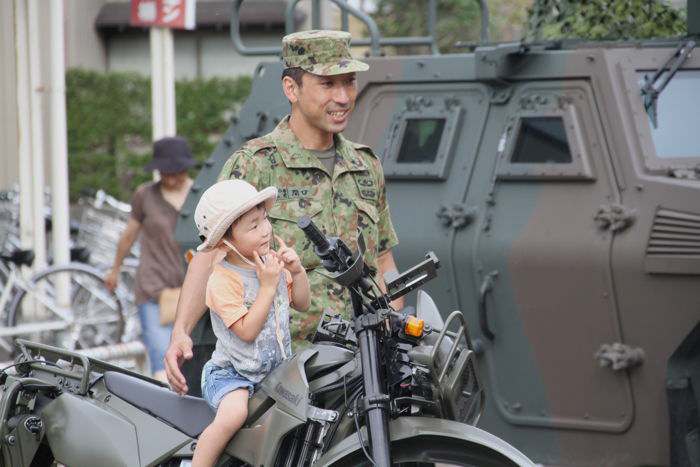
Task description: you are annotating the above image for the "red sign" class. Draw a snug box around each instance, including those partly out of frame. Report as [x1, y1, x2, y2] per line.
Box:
[130, 0, 196, 30]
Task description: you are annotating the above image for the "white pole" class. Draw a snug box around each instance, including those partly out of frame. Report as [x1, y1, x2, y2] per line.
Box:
[150, 26, 176, 181]
[48, 0, 71, 305]
[27, 0, 47, 270]
[150, 27, 164, 141]
[162, 27, 176, 136]
[13, 0, 34, 254]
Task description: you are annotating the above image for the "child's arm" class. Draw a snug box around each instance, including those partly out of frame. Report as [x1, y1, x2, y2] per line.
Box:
[275, 235, 310, 311]
[230, 251, 285, 342]
[289, 269, 310, 311]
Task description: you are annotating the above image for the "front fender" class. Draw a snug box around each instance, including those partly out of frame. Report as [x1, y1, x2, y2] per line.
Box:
[315, 417, 535, 467]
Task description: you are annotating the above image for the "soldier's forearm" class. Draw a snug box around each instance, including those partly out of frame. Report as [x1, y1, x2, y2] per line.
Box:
[377, 249, 404, 310]
[173, 249, 217, 336]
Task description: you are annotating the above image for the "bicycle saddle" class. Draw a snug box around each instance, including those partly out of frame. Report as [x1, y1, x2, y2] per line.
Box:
[1, 249, 34, 267]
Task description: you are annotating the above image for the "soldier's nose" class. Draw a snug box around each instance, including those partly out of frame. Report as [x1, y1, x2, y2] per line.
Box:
[334, 87, 350, 105]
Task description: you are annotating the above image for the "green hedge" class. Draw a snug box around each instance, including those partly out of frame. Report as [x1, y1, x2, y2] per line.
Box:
[66, 69, 252, 202]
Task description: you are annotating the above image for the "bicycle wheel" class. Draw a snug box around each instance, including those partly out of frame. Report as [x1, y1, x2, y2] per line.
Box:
[7, 263, 124, 351]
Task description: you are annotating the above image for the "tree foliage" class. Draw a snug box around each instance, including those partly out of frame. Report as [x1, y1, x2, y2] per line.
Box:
[66, 69, 251, 202]
[526, 0, 687, 41]
[372, 0, 500, 53]
[370, 0, 686, 52]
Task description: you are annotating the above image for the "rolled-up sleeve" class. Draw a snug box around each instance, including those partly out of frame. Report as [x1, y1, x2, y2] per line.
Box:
[374, 160, 399, 254]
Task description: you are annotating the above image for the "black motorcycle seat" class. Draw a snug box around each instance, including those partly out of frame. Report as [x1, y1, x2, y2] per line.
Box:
[103, 371, 215, 438]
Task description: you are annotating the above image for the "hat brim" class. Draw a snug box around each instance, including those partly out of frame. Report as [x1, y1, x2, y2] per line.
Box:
[302, 59, 369, 76]
[144, 158, 195, 174]
[196, 186, 277, 252]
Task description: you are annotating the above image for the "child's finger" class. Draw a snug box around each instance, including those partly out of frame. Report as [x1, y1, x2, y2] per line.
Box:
[253, 251, 264, 267]
[274, 235, 288, 250]
[283, 251, 295, 263]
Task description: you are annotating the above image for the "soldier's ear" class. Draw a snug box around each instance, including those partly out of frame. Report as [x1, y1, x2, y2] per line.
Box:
[282, 76, 300, 104]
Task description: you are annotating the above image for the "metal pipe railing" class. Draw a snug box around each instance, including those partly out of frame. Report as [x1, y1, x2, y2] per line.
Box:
[231, 0, 463, 57]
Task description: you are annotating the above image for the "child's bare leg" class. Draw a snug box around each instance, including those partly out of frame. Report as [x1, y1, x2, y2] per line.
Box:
[192, 389, 249, 467]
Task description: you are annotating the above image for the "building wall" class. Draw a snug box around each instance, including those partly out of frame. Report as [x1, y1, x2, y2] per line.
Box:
[106, 30, 281, 79]
[65, 0, 108, 70]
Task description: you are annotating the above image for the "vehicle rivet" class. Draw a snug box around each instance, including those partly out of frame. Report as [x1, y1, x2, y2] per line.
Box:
[347, 411, 354, 418]
[190, 442, 197, 451]
[104, 395, 111, 402]
[5, 435, 15, 445]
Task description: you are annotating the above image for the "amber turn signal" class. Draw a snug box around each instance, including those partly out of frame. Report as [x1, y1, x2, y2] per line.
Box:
[404, 316, 424, 337]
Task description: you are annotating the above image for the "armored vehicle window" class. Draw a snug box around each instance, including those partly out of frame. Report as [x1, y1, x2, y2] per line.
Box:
[396, 118, 446, 164]
[510, 117, 572, 164]
[382, 96, 463, 180]
[637, 69, 700, 159]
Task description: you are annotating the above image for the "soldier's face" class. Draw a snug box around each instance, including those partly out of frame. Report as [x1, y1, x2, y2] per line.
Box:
[291, 72, 358, 134]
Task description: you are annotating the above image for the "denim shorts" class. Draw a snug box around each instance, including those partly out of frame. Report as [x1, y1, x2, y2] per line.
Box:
[201, 361, 255, 409]
[136, 300, 173, 373]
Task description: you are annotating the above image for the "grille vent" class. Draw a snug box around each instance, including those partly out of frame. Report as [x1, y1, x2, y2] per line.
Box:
[645, 208, 700, 274]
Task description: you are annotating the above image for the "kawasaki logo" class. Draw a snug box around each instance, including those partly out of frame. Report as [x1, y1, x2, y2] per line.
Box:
[275, 382, 302, 406]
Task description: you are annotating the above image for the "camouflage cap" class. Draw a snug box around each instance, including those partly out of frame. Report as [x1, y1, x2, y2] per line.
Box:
[282, 30, 369, 76]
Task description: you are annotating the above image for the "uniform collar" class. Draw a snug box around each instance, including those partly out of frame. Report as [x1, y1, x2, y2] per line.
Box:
[270, 115, 368, 176]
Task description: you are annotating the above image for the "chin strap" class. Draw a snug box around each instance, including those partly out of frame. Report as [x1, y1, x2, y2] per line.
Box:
[221, 239, 258, 268]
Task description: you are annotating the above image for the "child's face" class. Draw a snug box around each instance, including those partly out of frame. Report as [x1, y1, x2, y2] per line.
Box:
[227, 205, 272, 259]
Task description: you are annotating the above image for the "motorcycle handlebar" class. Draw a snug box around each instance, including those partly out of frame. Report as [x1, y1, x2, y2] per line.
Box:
[298, 216, 330, 252]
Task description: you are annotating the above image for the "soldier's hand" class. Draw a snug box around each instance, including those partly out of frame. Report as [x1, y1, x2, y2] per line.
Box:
[254, 250, 285, 290]
[164, 332, 193, 395]
[274, 235, 304, 274]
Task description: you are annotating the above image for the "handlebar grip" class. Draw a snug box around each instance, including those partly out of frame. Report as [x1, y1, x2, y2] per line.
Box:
[298, 216, 330, 252]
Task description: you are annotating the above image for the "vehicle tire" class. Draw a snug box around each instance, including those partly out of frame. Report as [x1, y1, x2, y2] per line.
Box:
[7, 263, 124, 351]
[328, 435, 519, 467]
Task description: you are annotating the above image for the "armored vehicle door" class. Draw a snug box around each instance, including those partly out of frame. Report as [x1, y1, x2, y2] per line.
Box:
[348, 82, 490, 312]
[469, 81, 633, 432]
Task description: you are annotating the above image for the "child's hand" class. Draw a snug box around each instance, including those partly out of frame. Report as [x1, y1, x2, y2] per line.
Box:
[274, 235, 304, 274]
[254, 250, 284, 290]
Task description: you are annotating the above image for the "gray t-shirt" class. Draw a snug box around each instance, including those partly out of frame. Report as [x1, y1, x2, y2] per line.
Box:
[206, 260, 292, 383]
[310, 146, 336, 176]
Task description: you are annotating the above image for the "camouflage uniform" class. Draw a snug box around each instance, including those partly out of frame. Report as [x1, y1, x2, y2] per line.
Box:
[218, 117, 398, 343]
[217, 30, 398, 344]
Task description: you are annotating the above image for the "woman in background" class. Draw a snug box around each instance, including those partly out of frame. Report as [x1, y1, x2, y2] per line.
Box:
[104, 136, 194, 382]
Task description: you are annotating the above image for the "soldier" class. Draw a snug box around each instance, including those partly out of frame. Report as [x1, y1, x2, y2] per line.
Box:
[165, 30, 403, 396]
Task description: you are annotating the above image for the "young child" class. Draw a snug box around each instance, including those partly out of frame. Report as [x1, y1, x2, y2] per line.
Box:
[192, 179, 310, 467]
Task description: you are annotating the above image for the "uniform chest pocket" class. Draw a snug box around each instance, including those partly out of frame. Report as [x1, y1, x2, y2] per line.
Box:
[268, 197, 324, 269]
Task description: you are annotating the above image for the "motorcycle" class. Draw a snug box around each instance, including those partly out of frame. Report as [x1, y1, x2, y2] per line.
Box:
[0, 218, 534, 466]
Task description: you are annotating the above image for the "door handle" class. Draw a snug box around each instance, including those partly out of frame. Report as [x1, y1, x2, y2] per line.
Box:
[478, 271, 498, 340]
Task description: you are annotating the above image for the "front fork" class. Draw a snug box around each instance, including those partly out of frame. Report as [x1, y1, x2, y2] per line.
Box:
[351, 290, 392, 466]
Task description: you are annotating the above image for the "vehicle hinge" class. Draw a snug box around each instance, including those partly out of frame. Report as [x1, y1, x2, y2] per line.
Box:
[594, 204, 636, 233]
[595, 342, 645, 371]
[436, 204, 477, 230]
[306, 405, 338, 423]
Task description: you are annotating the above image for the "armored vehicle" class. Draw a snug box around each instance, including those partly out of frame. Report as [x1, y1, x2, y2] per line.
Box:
[176, 1, 700, 465]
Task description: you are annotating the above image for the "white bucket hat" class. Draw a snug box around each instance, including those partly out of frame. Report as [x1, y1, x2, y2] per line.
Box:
[194, 179, 277, 252]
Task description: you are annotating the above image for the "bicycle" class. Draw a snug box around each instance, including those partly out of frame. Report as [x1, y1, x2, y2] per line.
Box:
[0, 247, 125, 356]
